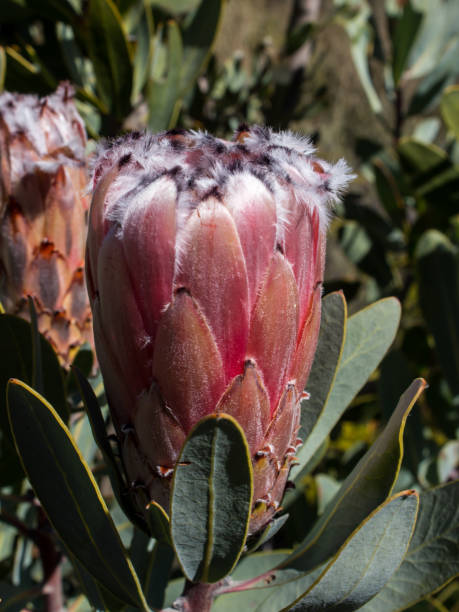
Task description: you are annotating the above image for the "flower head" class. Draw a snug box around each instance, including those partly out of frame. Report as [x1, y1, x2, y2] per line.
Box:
[87, 126, 353, 532]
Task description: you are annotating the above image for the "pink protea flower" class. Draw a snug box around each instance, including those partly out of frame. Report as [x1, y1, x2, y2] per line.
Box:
[86, 126, 352, 533]
[0, 83, 91, 365]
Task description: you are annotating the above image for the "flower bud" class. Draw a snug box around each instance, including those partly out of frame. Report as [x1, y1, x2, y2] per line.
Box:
[0, 83, 91, 365]
[87, 127, 352, 533]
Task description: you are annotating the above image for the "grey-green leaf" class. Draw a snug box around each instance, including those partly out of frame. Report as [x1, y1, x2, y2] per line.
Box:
[86, 0, 133, 118]
[72, 367, 146, 533]
[171, 414, 253, 583]
[359, 481, 459, 612]
[180, 0, 225, 95]
[286, 379, 426, 572]
[441, 84, 459, 140]
[392, 2, 423, 85]
[297, 297, 401, 469]
[300, 292, 346, 441]
[6, 379, 148, 609]
[254, 491, 419, 612]
[147, 20, 183, 131]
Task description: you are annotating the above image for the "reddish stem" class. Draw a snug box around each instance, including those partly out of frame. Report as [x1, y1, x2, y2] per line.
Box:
[166, 580, 221, 612]
[36, 508, 65, 612]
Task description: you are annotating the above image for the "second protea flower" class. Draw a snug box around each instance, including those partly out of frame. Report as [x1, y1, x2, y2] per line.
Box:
[87, 127, 352, 533]
[0, 84, 91, 365]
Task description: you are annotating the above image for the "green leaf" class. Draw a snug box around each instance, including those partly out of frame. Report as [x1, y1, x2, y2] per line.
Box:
[340, 4, 382, 113]
[289, 292, 346, 483]
[250, 492, 419, 612]
[212, 551, 291, 612]
[72, 367, 147, 533]
[86, 0, 133, 118]
[143, 541, 175, 610]
[392, 2, 423, 85]
[180, 0, 224, 95]
[286, 379, 426, 571]
[296, 298, 401, 469]
[144, 500, 171, 544]
[131, 1, 154, 100]
[398, 138, 447, 174]
[6, 379, 148, 609]
[246, 514, 289, 554]
[147, 20, 183, 131]
[70, 410, 99, 466]
[151, 0, 201, 13]
[128, 528, 174, 610]
[441, 85, 459, 140]
[359, 481, 459, 612]
[300, 292, 346, 440]
[68, 550, 125, 611]
[171, 414, 253, 583]
[416, 230, 459, 397]
[0, 314, 67, 445]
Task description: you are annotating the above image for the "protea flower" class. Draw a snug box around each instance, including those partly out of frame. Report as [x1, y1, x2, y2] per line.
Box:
[0, 83, 91, 365]
[86, 127, 352, 533]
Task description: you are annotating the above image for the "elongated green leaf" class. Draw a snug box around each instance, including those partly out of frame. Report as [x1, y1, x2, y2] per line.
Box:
[72, 367, 147, 533]
[87, 0, 132, 118]
[145, 500, 171, 544]
[7, 380, 148, 609]
[127, 529, 174, 611]
[180, 0, 224, 95]
[416, 231, 459, 397]
[297, 298, 401, 468]
[147, 21, 182, 131]
[144, 541, 175, 609]
[359, 481, 459, 612]
[171, 414, 253, 583]
[253, 491, 419, 612]
[340, 4, 382, 113]
[132, 1, 154, 100]
[71, 410, 99, 466]
[286, 379, 426, 571]
[69, 550, 125, 611]
[246, 514, 289, 554]
[441, 84, 459, 140]
[290, 292, 346, 484]
[392, 2, 423, 85]
[398, 138, 447, 174]
[0, 314, 67, 453]
[300, 292, 346, 440]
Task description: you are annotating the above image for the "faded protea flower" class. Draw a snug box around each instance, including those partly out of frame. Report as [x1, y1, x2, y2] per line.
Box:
[0, 84, 91, 365]
[87, 127, 352, 533]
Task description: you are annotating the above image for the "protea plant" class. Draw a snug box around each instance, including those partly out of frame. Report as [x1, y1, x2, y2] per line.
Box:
[0, 83, 91, 365]
[86, 126, 352, 534]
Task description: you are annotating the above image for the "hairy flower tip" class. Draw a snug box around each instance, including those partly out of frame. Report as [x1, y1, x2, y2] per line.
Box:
[87, 126, 353, 534]
[0, 83, 92, 366]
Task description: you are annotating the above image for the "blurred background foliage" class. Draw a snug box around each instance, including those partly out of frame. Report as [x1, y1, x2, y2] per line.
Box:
[0, 0, 458, 609]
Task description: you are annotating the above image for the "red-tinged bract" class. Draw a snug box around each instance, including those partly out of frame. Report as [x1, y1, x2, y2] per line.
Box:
[0, 84, 91, 365]
[87, 127, 352, 533]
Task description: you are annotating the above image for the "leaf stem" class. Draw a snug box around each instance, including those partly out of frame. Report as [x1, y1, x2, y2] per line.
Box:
[166, 580, 221, 612]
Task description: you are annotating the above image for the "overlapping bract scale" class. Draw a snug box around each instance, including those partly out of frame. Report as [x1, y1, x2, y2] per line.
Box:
[87, 126, 353, 533]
